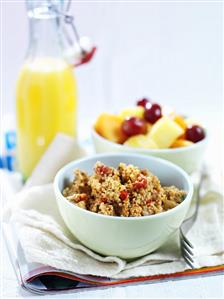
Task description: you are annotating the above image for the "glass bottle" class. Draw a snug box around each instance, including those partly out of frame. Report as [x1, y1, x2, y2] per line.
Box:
[16, 0, 78, 179]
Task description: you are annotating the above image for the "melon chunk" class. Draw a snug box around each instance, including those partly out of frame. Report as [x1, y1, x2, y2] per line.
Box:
[124, 134, 158, 149]
[95, 113, 127, 144]
[119, 106, 144, 119]
[149, 117, 184, 148]
[173, 115, 187, 130]
[146, 123, 152, 133]
[171, 139, 194, 148]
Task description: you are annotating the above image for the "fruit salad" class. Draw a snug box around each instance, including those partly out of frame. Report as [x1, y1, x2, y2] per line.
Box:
[94, 98, 205, 149]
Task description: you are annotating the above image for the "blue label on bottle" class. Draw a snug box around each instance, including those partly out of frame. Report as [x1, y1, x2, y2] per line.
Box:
[0, 130, 17, 171]
[5, 131, 17, 150]
[0, 157, 3, 169]
[6, 155, 15, 171]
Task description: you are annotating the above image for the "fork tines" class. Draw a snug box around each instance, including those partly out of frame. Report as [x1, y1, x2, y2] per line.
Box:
[180, 229, 195, 269]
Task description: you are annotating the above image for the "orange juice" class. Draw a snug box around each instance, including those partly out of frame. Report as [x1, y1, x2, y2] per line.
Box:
[16, 58, 77, 178]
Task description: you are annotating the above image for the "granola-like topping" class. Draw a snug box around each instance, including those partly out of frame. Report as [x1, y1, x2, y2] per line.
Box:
[63, 162, 186, 217]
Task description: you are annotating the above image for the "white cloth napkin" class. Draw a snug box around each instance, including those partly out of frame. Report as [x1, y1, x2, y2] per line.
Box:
[4, 134, 224, 279]
[24, 133, 87, 189]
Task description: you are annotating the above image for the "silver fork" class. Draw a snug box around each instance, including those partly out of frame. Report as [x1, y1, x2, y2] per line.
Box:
[180, 165, 208, 268]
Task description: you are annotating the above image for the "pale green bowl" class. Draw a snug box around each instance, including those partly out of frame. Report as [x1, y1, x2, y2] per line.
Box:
[54, 153, 193, 259]
[92, 129, 208, 174]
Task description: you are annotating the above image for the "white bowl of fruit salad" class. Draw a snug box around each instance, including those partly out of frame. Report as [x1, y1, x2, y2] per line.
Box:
[92, 98, 207, 174]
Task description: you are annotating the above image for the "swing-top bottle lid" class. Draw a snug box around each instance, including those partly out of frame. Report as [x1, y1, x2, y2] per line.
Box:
[26, 0, 63, 19]
[26, 0, 96, 66]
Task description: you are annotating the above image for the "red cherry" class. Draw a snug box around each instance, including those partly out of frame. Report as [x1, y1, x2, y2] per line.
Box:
[137, 98, 151, 108]
[144, 103, 162, 124]
[186, 125, 205, 143]
[121, 117, 147, 137]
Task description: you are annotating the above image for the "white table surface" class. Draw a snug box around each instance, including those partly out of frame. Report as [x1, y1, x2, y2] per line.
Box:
[1, 237, 224, 299]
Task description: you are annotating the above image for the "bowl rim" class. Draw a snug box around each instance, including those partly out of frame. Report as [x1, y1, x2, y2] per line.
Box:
[92, 127, 208, 154]
[54, 153, 194, 221]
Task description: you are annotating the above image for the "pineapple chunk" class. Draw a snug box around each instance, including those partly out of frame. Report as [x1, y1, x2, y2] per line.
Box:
[95, 113, 127, 144]
[149, 117, 184, 148]
[124, 134, 158, 149]
[171, 139, 194, 148]
[119, 106, 144, 119]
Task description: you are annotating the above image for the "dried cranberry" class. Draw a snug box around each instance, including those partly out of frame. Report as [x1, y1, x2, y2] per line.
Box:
[100, 198, 108, 204]
[133, 177, 148, 189]
[96, 165, 111, 175]
[146, 199, 153, 206]
[119, 190, 128, 201]
[76, 194, 88, 202]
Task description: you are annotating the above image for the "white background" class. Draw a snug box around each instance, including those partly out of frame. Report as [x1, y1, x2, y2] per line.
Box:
[2, 0, 223, 129]
[1, 1, 223, 298]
